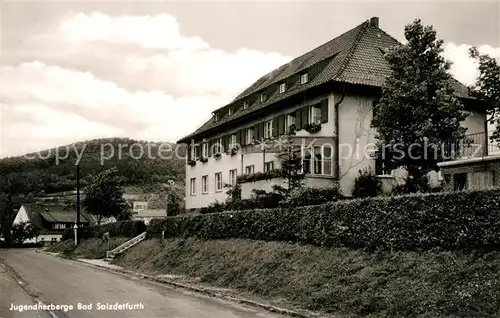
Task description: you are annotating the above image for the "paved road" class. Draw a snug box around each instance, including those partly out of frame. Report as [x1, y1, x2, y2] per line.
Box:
[0, 249, 281, 318]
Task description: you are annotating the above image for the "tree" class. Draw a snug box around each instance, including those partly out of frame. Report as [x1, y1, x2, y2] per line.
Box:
[469, 47, 500, 144]
[371, 19, 468, 192]
[10, 222, 39, 244]
[82, 167, 128, 225]
[276, 137, 305, 196]
[166, 191, 183, 216]
[0, 174, 34, 244]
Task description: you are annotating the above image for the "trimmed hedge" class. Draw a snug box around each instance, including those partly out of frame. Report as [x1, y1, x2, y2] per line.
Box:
[281, 186, 342, 207]
[148, 189, 500, 251]
[62, 220, 147, 241]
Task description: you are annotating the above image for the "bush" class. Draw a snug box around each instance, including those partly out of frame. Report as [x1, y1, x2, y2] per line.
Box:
[62, 220, 147, 240]
[147, 188, 500, 251]
[352, 169, 382, 198]
[281, 186, 342, 207]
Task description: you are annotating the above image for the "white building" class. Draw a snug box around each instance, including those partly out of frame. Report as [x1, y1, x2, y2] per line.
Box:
[177, 17, 487, 211]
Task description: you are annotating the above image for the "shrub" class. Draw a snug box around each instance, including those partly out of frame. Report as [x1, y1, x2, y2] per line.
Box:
[281, 186, 342, 207]
[62, 220, 147, 240]
[352, 169, 382, 198]
[200, 200, 226, 214]
[147, 188, 500, 251]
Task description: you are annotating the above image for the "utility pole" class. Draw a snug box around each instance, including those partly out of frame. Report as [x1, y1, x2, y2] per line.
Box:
[76, 164, 81, 244]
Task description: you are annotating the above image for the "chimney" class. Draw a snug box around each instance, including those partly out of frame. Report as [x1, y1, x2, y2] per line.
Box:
[370, 17, 379, 28]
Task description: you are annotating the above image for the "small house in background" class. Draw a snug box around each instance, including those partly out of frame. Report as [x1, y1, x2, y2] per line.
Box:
[12, 204, 94, 245]
[133, 209, 166, 225]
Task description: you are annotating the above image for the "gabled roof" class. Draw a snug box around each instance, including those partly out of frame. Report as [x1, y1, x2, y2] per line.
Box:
[178, 17, 472, 143]
[22, 204, 94, 225]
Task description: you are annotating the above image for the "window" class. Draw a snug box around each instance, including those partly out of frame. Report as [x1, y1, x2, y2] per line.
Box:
[264, 161, 274, 172]
[230, 134, 237, 148]
[260, 92, 267, 102]
[285, 113, 296, 134]
[279, 83, 286, 93]
[246, 127, 255, 144]
[302, 145, 333, 176]
[243, 101, 249, 109]
[264, 120, 273, 138]
[202, 143, 208, 158]
[215, 172, 223, 191]
[191, 144, 197, 159]
[54, 223, 66, 229]
[228, 108, 233, 116]
[214, 113, 219, 121]
[202, 175, 208, 194]
[300, 73, 309, 84]
[245, 165, 255, 175]
[454, 173, 467, 191]
[190, 178, 196, 195]
[310, 104, 322, 124]
[322, 145, 333, 175]
[229, 169, 237, 185]
[52, 238, 57, 241]
[214, 138, 222, 154]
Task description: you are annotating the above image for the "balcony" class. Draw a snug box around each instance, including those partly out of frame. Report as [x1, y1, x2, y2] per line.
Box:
[443, 131, 500, 162]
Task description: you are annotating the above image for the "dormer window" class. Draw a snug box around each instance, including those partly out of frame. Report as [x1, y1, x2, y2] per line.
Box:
[279, 83, 286, 94]
[214, 113, 219, 121]
[243, 101, 249, 109]
[260, 92, 267, 102]
[300, 73, 309, 84]
[228, 108, 233, 116]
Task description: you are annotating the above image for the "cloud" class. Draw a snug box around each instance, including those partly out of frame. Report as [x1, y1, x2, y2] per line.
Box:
[444, 43, 500, 86]
[2, 12, 498, 158]
[1, 13, 292, 157]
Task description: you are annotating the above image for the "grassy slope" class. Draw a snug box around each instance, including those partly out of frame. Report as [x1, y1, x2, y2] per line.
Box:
[48, 237, 129, 259]
[113, 238, 500, 318]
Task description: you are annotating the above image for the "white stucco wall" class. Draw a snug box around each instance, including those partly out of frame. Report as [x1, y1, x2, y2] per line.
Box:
[12, 206, 30, 225]
[185, 92, 488, 205]
[185, 93, 336, 209]
[337, 95, 378, 196]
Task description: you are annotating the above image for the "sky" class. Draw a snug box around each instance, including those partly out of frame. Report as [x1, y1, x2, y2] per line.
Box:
[1, 1, 499, 158]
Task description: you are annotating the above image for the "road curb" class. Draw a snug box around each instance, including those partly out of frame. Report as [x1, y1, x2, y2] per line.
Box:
[37, 250, 314, 318]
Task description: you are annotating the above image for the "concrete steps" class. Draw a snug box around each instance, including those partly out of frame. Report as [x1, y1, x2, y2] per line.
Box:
[106, 232, 146, 259]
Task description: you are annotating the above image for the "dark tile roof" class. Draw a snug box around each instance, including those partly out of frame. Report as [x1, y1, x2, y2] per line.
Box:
[178, 18, 472, 143]
[23, 204, 94, 229]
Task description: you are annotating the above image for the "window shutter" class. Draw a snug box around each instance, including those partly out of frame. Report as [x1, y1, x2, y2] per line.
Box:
[196, 144, 201, 159]
[278, 114, 285, 135]
[223, 135, 229, 152]
[296, 109, 302, 130]
[241, 129, 246, 146]
[187, 144, 192, 161]
[272, 118, 278, 137]
[260, 122, 265, 139]
[208, 140, 212, 157]
[321, 99, 329, 123]
[302, 106, 309, 125]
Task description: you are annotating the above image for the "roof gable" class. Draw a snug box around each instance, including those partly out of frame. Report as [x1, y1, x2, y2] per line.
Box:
[179, 18, 472, 142]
